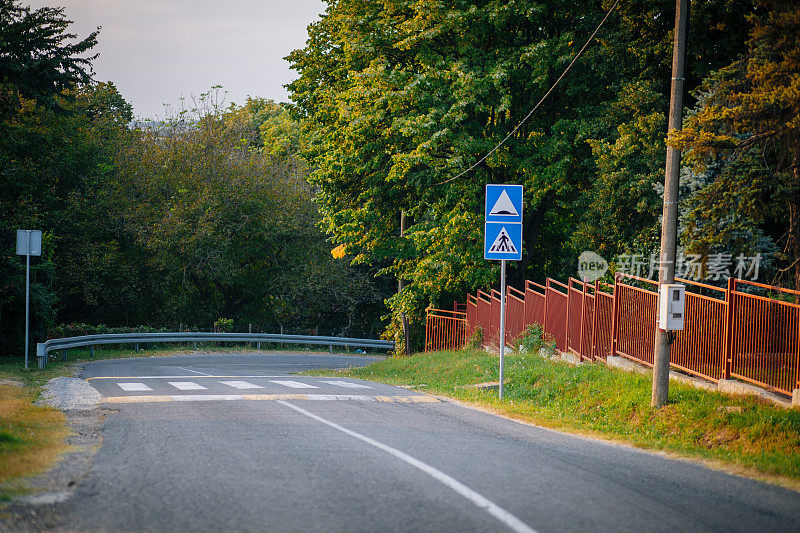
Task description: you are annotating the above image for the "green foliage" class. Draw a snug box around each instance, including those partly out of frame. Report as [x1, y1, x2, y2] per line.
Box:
[0, 1, 102, 358]
[287, 0, 754, 342]
[110, 92, 385, 334]
[213, 318, 234, 333]
[466, 326, 483, 350]
[0, 0, 98, 117]
[515, 323, 556, 356]
[672, 0, 800, 290]
[49, 323, 172, 338]
[1, 69, 387, 355]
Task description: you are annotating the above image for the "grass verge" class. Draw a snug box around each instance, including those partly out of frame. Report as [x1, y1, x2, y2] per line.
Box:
[307, 348, 800, 488]
[0, 385, 68, 500]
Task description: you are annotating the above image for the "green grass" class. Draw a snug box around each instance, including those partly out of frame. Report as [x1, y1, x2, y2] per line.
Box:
[0, 385, 68, 500]
[307, 348, 800, 488]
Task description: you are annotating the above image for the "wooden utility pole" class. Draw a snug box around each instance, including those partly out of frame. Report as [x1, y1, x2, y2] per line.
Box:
[399, 210, 411, 356]
[652, 0, 689, 408]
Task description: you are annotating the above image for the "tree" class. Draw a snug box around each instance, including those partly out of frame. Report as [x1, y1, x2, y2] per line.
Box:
[287, 0, 753, 347]
[95, 93, 386, 335]
[0, 1, 100, 358]
[0, 0, 98, 118]
[671, 0, 800, 290]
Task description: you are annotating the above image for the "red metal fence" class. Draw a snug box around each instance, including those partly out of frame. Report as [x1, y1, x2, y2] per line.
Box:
[427, 275, 800, 397]
[424, 308, 467, 353]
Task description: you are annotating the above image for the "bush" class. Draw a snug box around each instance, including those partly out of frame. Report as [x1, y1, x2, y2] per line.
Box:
[213, 318, 234, 333]
[49, 323, 172, 339]
[516, 323, 557, 355]
[466, 326, 484, 349]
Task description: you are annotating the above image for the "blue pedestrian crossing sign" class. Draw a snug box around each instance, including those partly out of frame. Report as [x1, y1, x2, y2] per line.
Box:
[484, 184, 523, 261]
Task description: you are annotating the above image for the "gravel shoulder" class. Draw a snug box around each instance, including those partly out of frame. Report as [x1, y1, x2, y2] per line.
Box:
[0, 371, 107, 532]
[36, 377, 102, 411]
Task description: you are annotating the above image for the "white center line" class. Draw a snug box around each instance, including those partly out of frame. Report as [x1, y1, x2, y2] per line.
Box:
[168, 381, 207, 391]
[118, 383, 152, 392]
[278, 401, 537, 533]
[270, 380, 318, 389]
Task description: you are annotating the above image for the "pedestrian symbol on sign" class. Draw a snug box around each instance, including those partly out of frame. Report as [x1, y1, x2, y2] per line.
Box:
[488, 227, 517, 254]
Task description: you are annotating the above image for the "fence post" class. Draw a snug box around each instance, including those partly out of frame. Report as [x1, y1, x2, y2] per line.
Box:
[543, 279, 550, 336]
[723, 277, 736, 380]
[611, 273, 621, 357]
[592, 279, 600, 358]
[795, 316, 800, 397]
[578, 279, 588, 360]
[37, 343, 46, 369]
[90, 345, 94, 358]
[425, 312, 431, 352]
[565, 279, 573, 350]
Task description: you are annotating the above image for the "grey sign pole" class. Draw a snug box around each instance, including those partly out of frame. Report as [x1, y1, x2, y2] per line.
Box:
[17, 229, 42, 370]
[484, 184, 523, 401]
[25, 232, 30, 369]
[498, 259, 507, 399]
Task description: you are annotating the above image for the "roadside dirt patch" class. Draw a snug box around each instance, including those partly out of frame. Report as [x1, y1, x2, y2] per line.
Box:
[0, 407, 109, 532]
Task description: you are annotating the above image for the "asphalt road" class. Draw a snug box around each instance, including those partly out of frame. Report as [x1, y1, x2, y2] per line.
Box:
[32, 354, 800, 531]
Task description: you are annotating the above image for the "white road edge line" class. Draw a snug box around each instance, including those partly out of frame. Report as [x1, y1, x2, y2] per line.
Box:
[179, 367, 209, 375]
[277, 401, 537, 533]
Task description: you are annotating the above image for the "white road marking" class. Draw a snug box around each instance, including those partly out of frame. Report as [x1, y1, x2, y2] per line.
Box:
[319, 380, 373, 389]
[171, 395, 242, 402]
[87, 375, 306, 381]
[117, 382, 152, 392]
[179, 367, 209, 375]
[278, 401, 537, 533]
[168, 381, 207, 390]
[307, 394, 374, 401]
[220, 380, 264, 390]
[270, 380, 318, 389]
[101, 394, 441, 404]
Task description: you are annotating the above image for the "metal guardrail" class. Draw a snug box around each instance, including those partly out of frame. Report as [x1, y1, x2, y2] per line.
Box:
[35, 332, 395, 369]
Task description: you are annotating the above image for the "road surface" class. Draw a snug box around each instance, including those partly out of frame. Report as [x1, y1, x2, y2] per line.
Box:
[15, 353, 800, 532]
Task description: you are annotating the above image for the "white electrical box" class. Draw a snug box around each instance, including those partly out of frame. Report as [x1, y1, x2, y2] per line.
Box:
[658, 284, 685, 331]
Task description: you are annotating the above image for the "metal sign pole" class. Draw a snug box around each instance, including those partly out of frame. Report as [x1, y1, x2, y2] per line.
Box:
[499, 259, 506, 399]
[484, 184, 523, 400]
[24, 230, 30, 370]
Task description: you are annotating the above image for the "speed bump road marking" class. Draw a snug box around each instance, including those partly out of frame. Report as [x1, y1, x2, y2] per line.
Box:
[102, 394, 442, 405]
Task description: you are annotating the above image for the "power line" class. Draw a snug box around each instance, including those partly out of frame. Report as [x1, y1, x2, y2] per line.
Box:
[438, 0, 621, 186]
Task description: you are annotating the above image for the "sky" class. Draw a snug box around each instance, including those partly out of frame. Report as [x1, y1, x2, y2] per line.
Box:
[28, 0, 327, 120]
